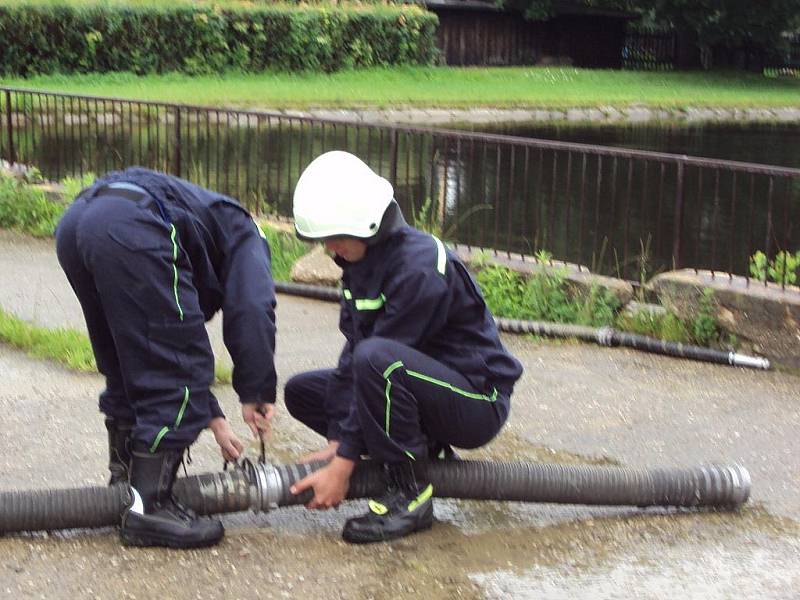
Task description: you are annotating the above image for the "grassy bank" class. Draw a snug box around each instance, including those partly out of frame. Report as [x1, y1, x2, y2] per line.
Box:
[0, 306, 96, 371]
[0, 305, 235, 382]
[2, 68, 799, 110]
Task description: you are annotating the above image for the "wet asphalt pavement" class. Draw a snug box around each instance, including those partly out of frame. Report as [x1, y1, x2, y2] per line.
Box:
[0, 230, 798, 599]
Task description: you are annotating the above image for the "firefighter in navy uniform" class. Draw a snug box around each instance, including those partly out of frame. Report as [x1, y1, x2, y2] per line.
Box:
[285, 151, 523, 544]
[55, 167, 277, 549]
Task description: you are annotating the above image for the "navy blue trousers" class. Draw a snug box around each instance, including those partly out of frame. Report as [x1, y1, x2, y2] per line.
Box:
[285, 337, 508, 463]
[56, 192, 217, 450]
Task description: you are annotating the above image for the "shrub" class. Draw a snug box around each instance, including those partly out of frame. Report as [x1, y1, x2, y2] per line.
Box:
[749, 249, 800, 285]
[0, 3, 438, 75]
[476, 259, 620, 328]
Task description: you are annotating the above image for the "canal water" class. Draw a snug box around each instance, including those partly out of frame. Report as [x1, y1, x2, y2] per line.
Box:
[466, 121, 800, 169]
[9, 111, 800, 279]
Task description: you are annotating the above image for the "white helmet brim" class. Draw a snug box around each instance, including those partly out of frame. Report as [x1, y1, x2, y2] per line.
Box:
[293, 151, 395, 240]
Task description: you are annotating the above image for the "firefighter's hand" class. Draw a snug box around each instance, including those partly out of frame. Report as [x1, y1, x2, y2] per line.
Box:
[290, 456, 355, 510]
[209, 417, 244, 462]
[298, 440, 340, 464]
[241, 402, 274, 440]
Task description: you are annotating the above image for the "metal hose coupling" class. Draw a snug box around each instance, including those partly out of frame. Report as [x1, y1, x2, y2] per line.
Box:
[248, 460, 292, 511]
[178, 459, 327, 515]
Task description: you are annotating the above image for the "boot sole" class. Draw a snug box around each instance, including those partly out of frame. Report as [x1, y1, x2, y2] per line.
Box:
[342, 518, 433, 545]
[120, 529, 225, 550]
[120, 529, 223, 549]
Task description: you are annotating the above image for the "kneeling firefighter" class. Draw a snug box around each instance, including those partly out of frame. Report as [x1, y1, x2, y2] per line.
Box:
[285, 151, 524, 543]
[56, 167, 277, 548]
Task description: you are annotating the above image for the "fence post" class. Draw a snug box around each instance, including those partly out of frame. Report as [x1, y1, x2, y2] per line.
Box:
[173, 106, 182, 177]
[4, 90, 16, 164]
[672, 159, 685, 269]
[389, 129, 398, 187]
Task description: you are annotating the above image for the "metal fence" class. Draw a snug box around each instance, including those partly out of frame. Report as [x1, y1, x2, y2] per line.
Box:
[766, 32, 800, 75]
[622, 29, 677, 70]
[624, 29, 800, 73]
[2, 86, 799, 283]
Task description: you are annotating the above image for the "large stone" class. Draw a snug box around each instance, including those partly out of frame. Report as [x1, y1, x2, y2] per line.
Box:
[290, 245, 341, 287]
[30, 183, 66, 202]
[648, 269, 800, 368]
[260, 216, 295, 235]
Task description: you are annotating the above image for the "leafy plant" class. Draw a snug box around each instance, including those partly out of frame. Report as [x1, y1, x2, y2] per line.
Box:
[749, 249, 800, 285]
[0, 175, 66, 237]
[692, 288, 718, 346]
[61, 172, 95, 202]
[476, 261, 619, 328]
[259, 222, 310, 282]
[615, 310, 691, 343]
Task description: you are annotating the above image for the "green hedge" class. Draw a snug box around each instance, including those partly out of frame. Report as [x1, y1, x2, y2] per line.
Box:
[0, 3, 439, 74]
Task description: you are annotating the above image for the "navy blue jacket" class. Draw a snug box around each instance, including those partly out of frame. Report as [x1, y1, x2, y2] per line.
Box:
[86, 167, 278, 407]
[331, 225, 523, 459]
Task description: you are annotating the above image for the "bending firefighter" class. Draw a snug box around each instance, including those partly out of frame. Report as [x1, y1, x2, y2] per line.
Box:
[55, 167, 277, 549]
[286, 151, 523, 543]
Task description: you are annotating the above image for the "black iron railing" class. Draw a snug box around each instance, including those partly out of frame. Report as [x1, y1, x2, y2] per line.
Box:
[623, 29, 677, 70]
[2, 86, 799, 284]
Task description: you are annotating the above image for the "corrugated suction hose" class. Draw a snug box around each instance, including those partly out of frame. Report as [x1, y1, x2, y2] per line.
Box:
[0, 459, 750, 534]
[273, 281, 771, 370]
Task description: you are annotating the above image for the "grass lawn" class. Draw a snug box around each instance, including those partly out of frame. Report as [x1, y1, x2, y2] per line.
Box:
[2, 68, 799, 110]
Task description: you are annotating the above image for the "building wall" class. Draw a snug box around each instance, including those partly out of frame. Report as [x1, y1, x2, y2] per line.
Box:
[435, 9, 627, 68]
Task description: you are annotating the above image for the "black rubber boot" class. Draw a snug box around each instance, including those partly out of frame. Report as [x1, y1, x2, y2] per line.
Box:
[105, 417, 133, 485]
[342, 462, 434, 544]
[120, 442, 224, 549]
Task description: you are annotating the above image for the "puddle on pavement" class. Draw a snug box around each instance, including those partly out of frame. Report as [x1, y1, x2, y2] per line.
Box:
[469, 506, 800, 599]
[3, 495, 797, 599]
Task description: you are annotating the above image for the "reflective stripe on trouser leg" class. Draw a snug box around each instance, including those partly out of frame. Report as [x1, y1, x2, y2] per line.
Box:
[66, 194, 215, 450]
[353, 337, 507, 464]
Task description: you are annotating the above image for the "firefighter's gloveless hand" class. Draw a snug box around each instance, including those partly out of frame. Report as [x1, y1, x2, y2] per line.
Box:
[209, 417, 244, 462]
[241, 402, 274, 439]
[290, 456, 355, 509]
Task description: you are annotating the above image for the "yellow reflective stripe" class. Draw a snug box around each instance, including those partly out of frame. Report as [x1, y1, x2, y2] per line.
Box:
[384, 379, 393, 435]
[149, 426, 170, 453]
[342, 288, 386, 311]
[150, 386, 191, 453]
[406, 369, 497, 402]
[170, 224, 184, 321]
[408, 484, 433, 512]
[432, 235, 446, 276]
[354, 294, 386, 311]
[174, 386, 190, 428]
[369, 499, 388, 515]
[382, 360, 404, 379]
[382, 361, 403, 436]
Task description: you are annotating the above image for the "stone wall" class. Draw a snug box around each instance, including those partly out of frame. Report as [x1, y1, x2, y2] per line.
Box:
[649, 270, 800, 369]
[291, 245, 799, 369]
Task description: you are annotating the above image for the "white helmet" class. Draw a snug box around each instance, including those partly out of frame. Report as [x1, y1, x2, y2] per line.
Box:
[293, 151, 394, 241]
